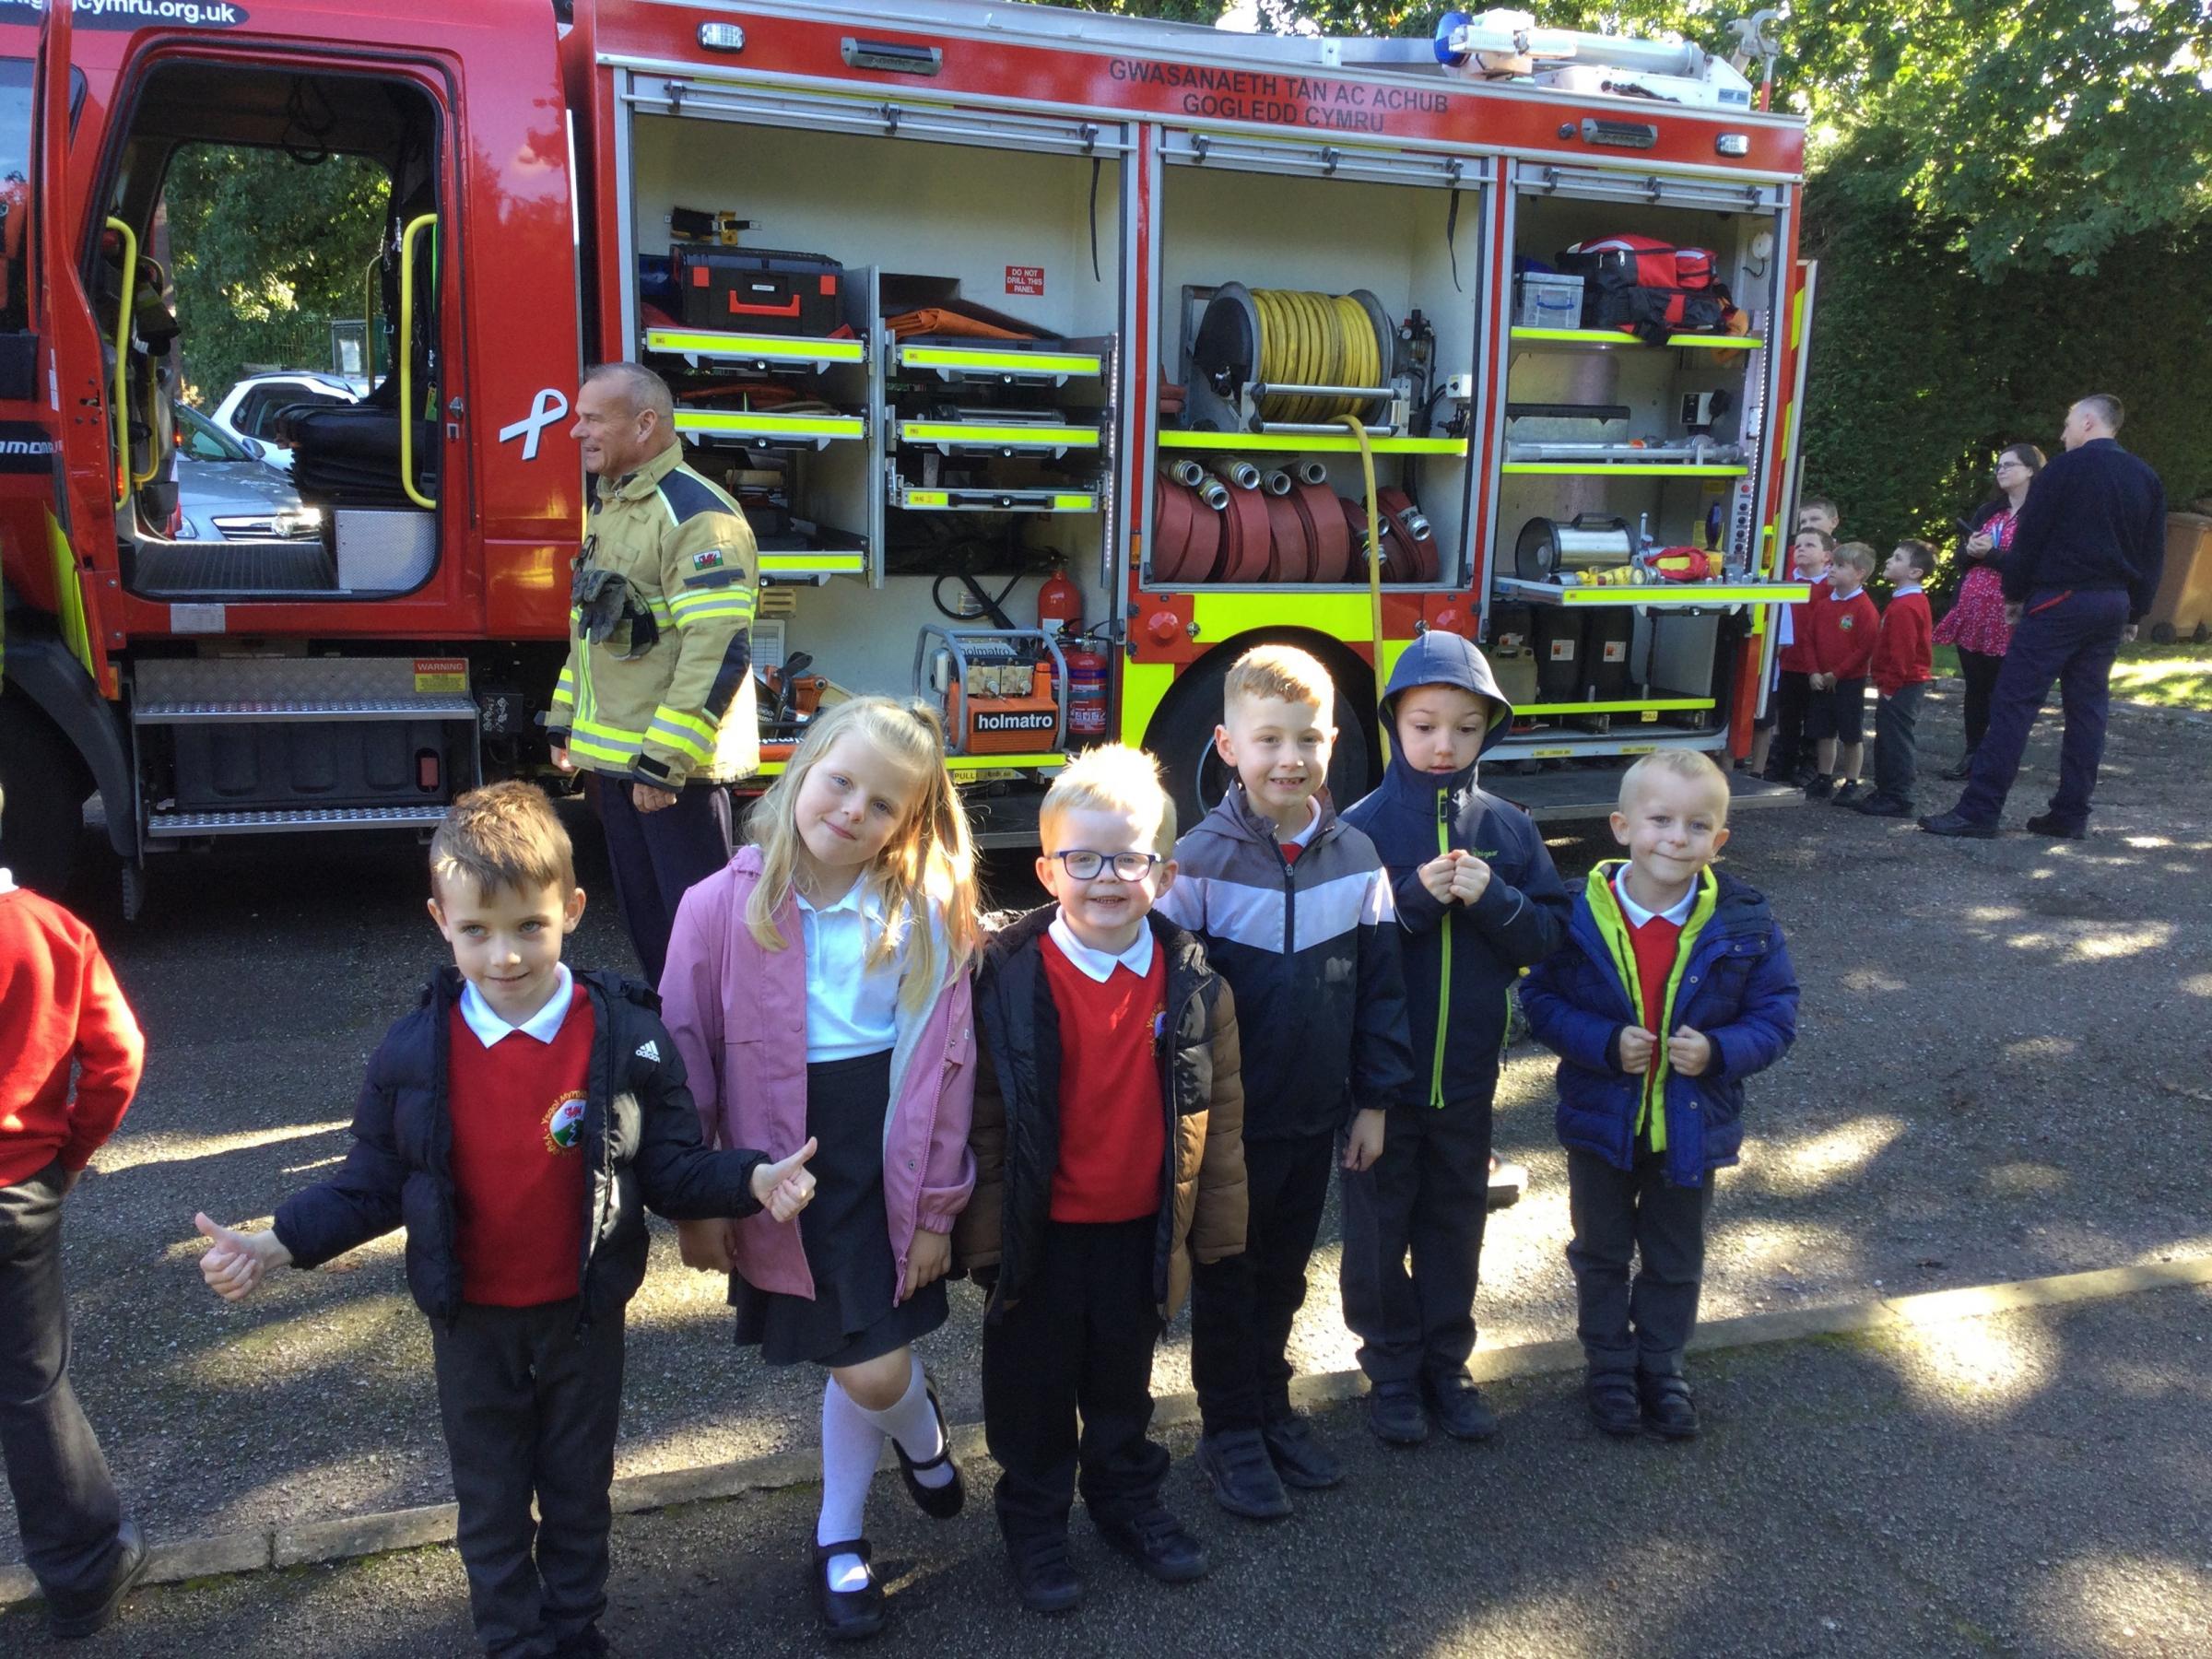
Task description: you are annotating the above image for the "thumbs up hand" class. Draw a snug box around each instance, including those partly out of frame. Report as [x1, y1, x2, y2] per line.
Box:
[194, 1212, 291, 1301]
[750, 1137, 818, 1225]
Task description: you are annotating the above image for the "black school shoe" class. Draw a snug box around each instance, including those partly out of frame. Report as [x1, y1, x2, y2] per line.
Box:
[1095, 1504, 1209, 1583]
[1584, 1376, 1641, 1440]
[1639, 1374, 1700, 1441]
[1422, 1374, 1500, 1441]
[1830, 780, 1870, 807]
[1804, 774, 1834, 801]
[893, 1371, 964, 1520]
[1853, 792, 1913, 818]
[1195, 1428, 1293, 1520]
[1261, 1407, 1344, 1488]
[1006, 1531, 1083, 1616]
[554, 1626, 613, 1657]
[809, 1538, 887, 1641]
[1365, 1381, 1429, 1446]
[1941, 751, 1977, 781]
[48, 1519, 149, 1641]
[2024, 813, 2088, 840]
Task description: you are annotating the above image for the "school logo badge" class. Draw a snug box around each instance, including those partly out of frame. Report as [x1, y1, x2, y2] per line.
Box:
[544, 1092, 588, 1153]
[1839, 615, 1856, 629]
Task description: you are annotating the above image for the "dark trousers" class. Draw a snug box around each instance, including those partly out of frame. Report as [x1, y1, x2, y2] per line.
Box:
[1956, 647, 2005, 753]
[1338, 1066, 1496, 1387]
[1190, 1130, 1335, 1433]
[1954, 587, 2130, 829]
[1768, 670, 1812, 776]
[1872, 681, 1928, 806]
[586, 773, 730, 984]
[0, 1164, 128, 1606]
[981, 1217, 1169, 1540]
[1565, 1148, 1713, 1382]
[429, 1300, 627, 1659]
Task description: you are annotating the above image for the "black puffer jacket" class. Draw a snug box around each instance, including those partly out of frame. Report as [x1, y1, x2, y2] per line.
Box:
[954, 907, 1247, 1322]
[274, 968, 766, 1326]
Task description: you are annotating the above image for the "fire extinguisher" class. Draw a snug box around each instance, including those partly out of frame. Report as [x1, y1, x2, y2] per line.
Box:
[1037, 561, 1106, 741]
[1037, 559, 1082, 638]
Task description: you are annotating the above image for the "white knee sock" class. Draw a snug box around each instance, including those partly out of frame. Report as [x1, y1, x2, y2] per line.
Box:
[817, 1376, 883, 1592]
[853, 1353, 954, 1488]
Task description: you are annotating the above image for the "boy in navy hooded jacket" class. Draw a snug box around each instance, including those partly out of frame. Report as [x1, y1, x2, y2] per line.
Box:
[1337, 633, 1570, 1446]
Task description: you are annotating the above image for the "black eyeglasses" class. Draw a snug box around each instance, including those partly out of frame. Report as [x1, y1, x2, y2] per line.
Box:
[1048, 849, 1161, 881]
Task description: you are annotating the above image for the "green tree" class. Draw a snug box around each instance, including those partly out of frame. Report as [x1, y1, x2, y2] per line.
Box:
[161, 145, 388, 403]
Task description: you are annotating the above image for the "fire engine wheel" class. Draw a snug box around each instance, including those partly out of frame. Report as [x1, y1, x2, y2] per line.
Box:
[1146, 647, 1371, 840]
[0, 692, 91, 899]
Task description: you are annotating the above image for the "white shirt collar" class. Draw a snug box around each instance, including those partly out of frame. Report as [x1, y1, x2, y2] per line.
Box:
[1048, 912, 1156, 983]
[1893, 582, 1924, 597]
[795, 877, 884, 923]
[1282, 796, 1322, 848]
[0, 868, 15, 895]
[459, 961, 575, 1047]
[1613, 867, 1698, 928]
[1829, 582, 1864, 600]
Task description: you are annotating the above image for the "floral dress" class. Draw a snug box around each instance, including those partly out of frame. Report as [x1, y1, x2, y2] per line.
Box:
[1935, 505, 2016, 656]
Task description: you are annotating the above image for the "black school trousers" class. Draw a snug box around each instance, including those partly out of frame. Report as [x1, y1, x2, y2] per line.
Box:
[1872, 681, 1928, 806]
[429, 1300, 626, 1659]
[982, 1216, 1169, 1541]
[0, 1163, 130, 1607]
[1190, 1129, 1335, 1434]
[1338, 1062, 1497, 1388]
[1565, 1148, 1713, 1382]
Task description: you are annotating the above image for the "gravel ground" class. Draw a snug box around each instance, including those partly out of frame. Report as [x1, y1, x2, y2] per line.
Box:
[5, 678, 2207, 1561]
[6, 1286, 2209, 1657]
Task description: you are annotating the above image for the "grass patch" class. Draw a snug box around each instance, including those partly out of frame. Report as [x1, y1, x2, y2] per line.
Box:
[1933, 641, 2212, 712]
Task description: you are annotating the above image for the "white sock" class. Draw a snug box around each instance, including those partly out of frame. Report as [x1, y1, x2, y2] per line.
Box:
[817, 1376, 882, 1593]
[853, 1353, 955, 1488]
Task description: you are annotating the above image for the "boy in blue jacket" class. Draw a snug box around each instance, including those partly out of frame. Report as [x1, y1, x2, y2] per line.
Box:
[1522, 750, 1797, 1441]
[1338, 633, 1570, 1446]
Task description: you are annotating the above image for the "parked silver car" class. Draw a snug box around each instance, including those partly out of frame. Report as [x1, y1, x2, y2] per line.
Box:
[173, 405, 323, 541]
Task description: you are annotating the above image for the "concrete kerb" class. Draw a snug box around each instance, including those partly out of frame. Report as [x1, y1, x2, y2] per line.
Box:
[6, 1253, 2208, 1611]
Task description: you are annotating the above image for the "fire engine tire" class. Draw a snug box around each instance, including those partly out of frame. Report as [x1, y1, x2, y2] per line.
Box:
[1145, 644, 1371, 840]
[1216, 480, 1272, 583]
[0, 691, 91, 899]
[1294, 482, 1352, 582]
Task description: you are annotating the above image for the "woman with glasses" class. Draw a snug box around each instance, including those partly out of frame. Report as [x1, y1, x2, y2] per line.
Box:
[1935, 442, 2044, 778]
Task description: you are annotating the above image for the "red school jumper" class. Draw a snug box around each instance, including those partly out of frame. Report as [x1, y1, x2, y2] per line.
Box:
[1806, 585, 1880, 679]
[1040, 945, 1169, 1224]
[444, 982, 594, 1306]
[1870, 589, 1935, 698]
[0, 883, 145, 1187]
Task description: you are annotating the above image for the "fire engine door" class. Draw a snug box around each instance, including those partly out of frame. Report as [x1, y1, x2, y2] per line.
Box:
[74, 49, 453, 602]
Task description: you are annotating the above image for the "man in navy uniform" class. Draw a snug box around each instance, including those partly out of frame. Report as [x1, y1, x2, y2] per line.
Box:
[1922, 394, 2165, 841]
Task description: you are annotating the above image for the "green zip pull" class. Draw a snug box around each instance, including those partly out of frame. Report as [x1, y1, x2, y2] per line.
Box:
[1431, 786, 1452, 1109]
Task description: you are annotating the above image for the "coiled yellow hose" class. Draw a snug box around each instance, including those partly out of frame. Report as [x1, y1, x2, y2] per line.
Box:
[1251, 288, 1382, 423]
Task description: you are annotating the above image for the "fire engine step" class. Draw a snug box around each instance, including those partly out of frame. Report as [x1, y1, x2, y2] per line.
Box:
[132, 697, 479, 724]
[127, 540, 338, 596]
[145, 804, 451, 839]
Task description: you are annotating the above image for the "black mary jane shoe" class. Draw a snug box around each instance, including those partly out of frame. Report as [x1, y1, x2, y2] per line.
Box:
[893, 1371, 965, 1520]
[810, 1538, 887, 1641]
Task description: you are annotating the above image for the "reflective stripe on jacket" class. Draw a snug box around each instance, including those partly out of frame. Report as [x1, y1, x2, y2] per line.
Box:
[548, 442, 760, 786]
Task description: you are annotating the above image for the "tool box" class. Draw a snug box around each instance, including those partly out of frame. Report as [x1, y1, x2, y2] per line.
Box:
[671, 246, 845, 334]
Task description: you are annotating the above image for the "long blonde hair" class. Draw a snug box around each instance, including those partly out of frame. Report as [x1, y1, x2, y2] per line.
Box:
[744, 697, 979, 1005]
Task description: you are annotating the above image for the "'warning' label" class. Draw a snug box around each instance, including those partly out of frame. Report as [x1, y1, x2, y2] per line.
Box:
[414, 656, 469, 694]
[1005, 265, 1045, 297]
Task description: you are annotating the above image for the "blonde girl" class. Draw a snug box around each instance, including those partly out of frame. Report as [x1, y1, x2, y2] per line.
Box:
[659, 697, 980, 1641]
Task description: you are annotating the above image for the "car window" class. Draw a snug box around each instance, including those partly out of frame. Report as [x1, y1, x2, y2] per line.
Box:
[180, 413, 246, 462]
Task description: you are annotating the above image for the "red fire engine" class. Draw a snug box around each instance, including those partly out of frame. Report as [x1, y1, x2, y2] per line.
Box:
[0, 0, 1813, 907]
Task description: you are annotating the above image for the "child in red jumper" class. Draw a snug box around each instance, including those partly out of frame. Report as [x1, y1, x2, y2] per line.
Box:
[1805, 541, 1881, 804]
[192, 782, 815, 1659]
[1759, 527, 1834, 784]
[1857, 540, 1938, 818]
[0, 788, 150, 1641]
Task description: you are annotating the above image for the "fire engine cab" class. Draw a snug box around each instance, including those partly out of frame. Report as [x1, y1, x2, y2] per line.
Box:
[0, 0, 1814, 907]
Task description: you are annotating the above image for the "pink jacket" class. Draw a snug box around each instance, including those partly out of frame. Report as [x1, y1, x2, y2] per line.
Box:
[660, 846, 976, 1301]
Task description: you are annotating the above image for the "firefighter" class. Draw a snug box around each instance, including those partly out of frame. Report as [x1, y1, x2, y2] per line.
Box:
[548, 361, 759, 982]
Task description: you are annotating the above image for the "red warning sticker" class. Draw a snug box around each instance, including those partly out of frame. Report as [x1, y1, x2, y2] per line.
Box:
[1005, 265, 1045, 297]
